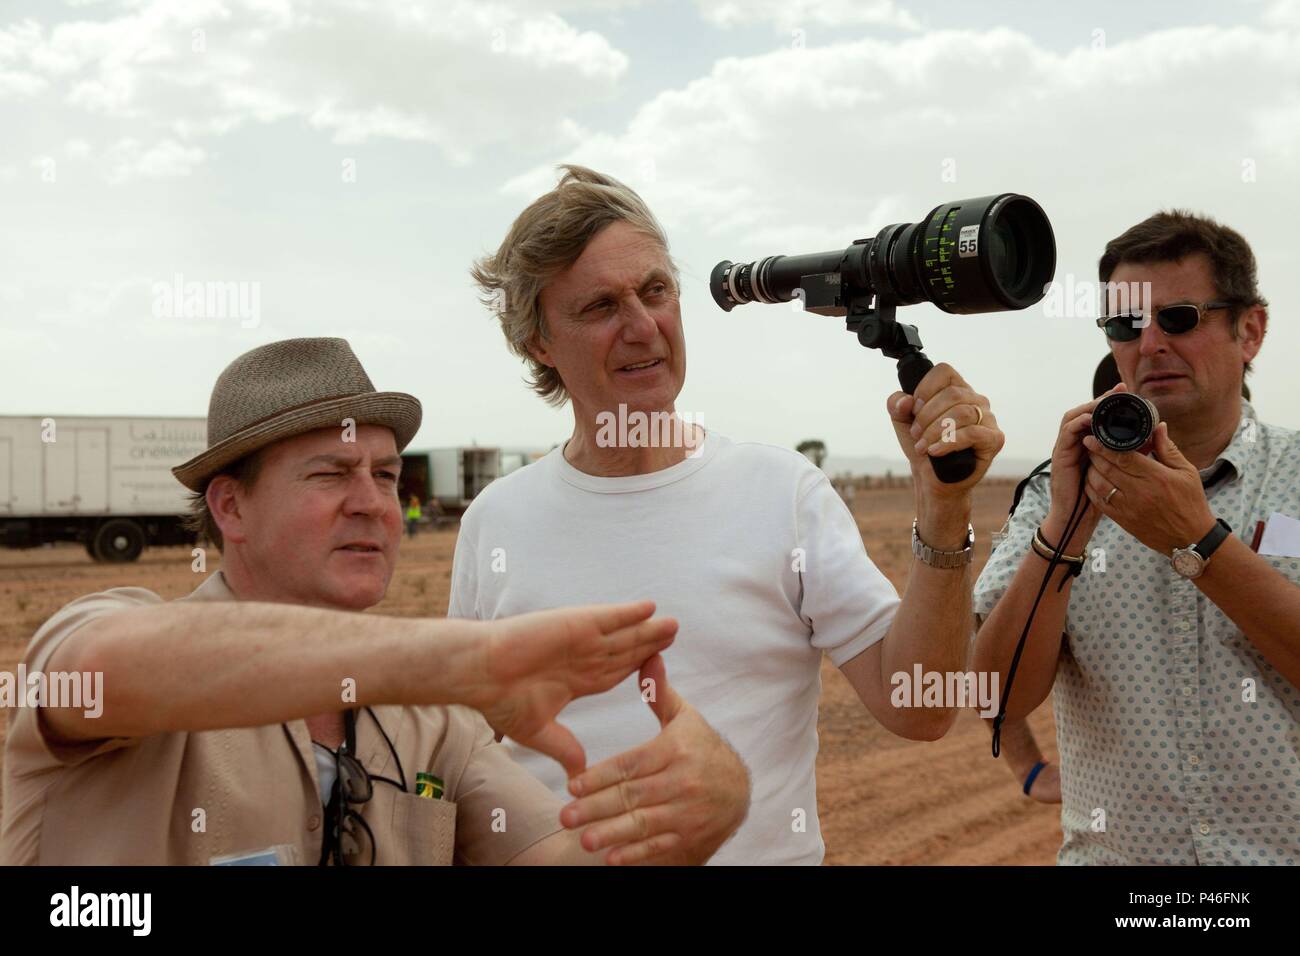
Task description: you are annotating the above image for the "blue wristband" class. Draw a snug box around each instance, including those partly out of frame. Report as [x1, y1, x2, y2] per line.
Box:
[1022, 760, 1047, 796]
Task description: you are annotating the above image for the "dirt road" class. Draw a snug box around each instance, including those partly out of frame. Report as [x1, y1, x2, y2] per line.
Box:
[0, 481, 1061, 864]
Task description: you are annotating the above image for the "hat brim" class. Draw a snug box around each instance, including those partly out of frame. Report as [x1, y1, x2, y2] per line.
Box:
[172, 392, 422, 491]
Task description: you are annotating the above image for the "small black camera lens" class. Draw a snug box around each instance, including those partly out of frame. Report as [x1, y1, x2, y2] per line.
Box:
[1092, 392, 1158, 452]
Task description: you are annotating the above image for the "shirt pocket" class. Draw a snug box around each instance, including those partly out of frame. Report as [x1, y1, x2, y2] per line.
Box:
[368, 786, 457, 866]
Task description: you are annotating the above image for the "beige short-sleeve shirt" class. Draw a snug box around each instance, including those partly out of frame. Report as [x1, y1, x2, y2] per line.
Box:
[0, 571, 565, 865]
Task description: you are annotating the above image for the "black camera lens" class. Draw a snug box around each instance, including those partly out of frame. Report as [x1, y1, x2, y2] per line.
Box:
[987, 217, 1019, 289]
[899, 193, 1056, 314]
[709, 193, 1055, 316]
[1092, 392, 1158, 452]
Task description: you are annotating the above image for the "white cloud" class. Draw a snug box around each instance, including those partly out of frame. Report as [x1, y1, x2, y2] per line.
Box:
[0, 69, 45, 97]
[1264, 0, 1300, 27]
[13, 137, 202, 184]
[0, 0, 630, 164]
[29, 154, 57, 177]
[508, 25, 1300, 237]
[697, 0, 920, 33]
[543, 0, 648, 9]
[103, 138, 206, 184]
[19, 276, 152, 332]
[0, 19, 48, 96]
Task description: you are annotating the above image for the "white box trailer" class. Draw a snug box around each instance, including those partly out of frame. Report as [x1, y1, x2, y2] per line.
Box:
[425, 447, 501, 509]
[500, 448, 550, 477]
[0, 415, 206, 562]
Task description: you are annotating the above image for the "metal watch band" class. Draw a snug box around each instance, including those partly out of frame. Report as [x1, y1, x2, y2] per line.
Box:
[911, 518, 975, 569]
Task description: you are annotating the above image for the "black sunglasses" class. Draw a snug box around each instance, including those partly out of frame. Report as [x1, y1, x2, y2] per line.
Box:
[317, 708, 407, 867]
[1096, 300, 1239, 342]
[326, 747, 378, 866]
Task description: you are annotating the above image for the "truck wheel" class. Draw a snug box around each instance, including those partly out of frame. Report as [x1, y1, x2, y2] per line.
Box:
[93, 519, 145, 563]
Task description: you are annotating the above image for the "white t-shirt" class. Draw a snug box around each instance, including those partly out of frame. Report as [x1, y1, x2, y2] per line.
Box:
[312, 743, 337, 807]
[447, 430, 900, 864]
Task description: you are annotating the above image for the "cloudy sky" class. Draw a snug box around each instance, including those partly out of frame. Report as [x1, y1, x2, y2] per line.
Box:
[3, 0, 1298, 470]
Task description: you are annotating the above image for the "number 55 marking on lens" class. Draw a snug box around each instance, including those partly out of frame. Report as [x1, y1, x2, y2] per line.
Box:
[958, 224, 979, 257]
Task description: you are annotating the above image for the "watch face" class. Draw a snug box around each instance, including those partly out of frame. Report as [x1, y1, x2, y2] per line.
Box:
[1172, 548, 1204, 578]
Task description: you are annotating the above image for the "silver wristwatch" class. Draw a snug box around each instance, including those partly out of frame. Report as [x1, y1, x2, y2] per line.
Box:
[911, 518, 975, 569]
[1171, 518, 1232, 579]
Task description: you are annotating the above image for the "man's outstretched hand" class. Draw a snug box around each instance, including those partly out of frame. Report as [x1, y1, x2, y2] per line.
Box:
[558, 654, 751, 865]
[468, 602, 678, 778]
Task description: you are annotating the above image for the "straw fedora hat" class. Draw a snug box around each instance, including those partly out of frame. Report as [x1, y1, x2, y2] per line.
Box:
[173, 337, 422, 491]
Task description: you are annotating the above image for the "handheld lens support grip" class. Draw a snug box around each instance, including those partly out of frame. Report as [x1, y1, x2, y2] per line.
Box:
[896, 350, 978, 484]
[855, 299, 977, 484]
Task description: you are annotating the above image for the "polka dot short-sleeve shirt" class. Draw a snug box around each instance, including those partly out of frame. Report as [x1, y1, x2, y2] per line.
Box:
[975, 400, 1300, 865]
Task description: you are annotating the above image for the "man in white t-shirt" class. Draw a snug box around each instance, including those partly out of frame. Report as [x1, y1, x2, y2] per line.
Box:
[456, 166, 1007, 864]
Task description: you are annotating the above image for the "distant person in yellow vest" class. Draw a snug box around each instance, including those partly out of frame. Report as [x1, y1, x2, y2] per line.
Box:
[406, 495, 421, 537]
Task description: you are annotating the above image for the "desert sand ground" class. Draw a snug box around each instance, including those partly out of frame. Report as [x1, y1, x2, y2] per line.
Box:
[0, 481, 1061, 864]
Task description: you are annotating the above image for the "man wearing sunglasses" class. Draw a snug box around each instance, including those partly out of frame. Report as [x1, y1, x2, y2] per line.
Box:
[0, 337, 750, 866]
[990, 355, 1256, 811]
[972, 210, 1300, 864]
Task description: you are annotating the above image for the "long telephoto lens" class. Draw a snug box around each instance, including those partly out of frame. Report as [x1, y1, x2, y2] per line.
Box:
[709, 193, 1055, 488]
[710, 193, 1055, 315]
[709, 250, 846, 312]
[1092, 392, 1159, 452]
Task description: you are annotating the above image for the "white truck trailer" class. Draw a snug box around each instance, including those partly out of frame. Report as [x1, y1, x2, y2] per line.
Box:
[0, 416, 206, 562]
[424, 447, 501, 510]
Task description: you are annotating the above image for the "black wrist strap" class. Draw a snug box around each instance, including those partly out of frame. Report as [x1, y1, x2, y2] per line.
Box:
[1194, 518, 1233, 561]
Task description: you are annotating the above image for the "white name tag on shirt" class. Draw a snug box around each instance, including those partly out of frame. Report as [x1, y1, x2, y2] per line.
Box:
[1258, 512, 1300, 558]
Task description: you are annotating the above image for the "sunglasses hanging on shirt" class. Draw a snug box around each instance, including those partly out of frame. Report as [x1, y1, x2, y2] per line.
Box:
[316, 707, 408, 866]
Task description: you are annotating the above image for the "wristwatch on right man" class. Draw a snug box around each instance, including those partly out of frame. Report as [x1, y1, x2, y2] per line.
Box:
[1170, 518, 1232, 580]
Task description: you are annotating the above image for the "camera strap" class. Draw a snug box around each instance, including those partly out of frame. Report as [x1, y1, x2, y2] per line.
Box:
[991, 465, 1092, 758]
[1008, 458, 1053, 519]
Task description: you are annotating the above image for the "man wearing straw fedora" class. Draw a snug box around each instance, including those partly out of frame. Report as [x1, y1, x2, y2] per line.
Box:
[0, 337, 749, 866]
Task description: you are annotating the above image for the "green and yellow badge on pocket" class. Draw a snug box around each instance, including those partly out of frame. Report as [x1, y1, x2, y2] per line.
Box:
[415, 772, 444, 799]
